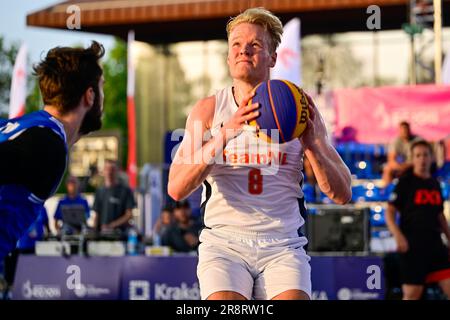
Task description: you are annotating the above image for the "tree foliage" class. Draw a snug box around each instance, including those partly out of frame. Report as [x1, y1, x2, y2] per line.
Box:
[0, 36, 18, 117]
[101, 38, 128, 167]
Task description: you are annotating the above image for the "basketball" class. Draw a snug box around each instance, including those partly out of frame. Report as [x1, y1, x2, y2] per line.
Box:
[248, 79, 309, 143]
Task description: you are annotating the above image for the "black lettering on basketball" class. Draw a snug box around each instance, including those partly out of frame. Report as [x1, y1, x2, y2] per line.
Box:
[300, 110, 308, 123]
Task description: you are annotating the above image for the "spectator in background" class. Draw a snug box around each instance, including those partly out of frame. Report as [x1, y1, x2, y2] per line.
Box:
[153, 206, 174, 240]
[336, 126, 357, 144]
[93, 159, 136, 233]
[162, 200, 201, 252]
[386, 140, 450, 300]
[54, 176, 90, 235]
[382, 121, 420, 186]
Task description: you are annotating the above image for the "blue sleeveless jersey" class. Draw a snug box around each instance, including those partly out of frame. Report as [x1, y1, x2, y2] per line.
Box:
[0, 110, 67, 258]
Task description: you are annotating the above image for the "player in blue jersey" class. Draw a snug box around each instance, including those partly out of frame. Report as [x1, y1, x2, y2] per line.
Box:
[0, 41, 105, 259]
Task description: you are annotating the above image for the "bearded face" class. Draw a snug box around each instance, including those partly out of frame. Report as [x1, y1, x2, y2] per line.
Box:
[79, 77, 104, 135]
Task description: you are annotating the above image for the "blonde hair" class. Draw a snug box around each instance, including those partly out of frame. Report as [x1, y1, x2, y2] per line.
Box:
[226, 7, 283, 53]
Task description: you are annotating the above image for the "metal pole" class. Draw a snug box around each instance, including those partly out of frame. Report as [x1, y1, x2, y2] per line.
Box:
[409, 0, 417, 85]
[410, 34, 417, 85]
[162, 45, 170, 134]
[434, 0, 442, 84]
[373, 31, 379, 86]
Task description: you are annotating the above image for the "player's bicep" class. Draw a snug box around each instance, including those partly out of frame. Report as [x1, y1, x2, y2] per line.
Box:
[386, 203, 398, 216]
[172, 99, 213, 164]
[388, 179, 405, 210]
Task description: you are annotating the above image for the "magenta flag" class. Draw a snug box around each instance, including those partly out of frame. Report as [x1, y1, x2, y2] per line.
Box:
[334, 85, 450, 144]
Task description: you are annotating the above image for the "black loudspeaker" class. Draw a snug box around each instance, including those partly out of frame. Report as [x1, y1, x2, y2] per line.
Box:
[306, 206, 370, 252]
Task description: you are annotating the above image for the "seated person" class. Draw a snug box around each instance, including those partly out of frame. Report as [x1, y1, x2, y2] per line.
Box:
[382, 121, 420, 186]
[153, 206, 174, 240]
[162, 200, 201, 253]
[93, 160, 136, 233]
[54, 176, 90, 235]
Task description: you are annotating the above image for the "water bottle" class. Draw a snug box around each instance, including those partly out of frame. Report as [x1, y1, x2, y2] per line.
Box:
[127, 221, 138, 255]
[153, 233, 161, 247]
[78, 224, 87, 256]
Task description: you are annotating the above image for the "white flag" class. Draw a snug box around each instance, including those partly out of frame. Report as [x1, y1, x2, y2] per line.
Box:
[9, 43, 27, 119]
[443, 46, 450, 85]
[127, 31, 135, 97]
[271, 18, 301, 86]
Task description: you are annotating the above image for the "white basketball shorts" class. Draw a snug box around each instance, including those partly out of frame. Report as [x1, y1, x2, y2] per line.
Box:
[197, 227, 311, 300]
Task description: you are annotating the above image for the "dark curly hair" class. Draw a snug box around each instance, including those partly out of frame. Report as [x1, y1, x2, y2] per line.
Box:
[33, 41, 105, 113]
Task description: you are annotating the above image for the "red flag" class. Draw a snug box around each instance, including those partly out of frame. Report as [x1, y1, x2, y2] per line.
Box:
[127, 31, 137, 188]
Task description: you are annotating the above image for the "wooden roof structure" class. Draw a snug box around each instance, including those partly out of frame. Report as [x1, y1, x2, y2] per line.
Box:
[27, 0, 450, 43]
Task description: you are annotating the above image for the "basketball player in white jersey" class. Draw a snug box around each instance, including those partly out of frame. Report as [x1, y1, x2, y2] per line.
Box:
[168, 8, 352, 300]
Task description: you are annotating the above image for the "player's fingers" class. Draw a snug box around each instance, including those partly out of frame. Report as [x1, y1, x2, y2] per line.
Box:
[239, 91, 256, 109]
[305, 92, 317, 110]
[242, 110, 259, 122]
[240, 102, 259, 115]
[307, 104, 316, 121]
[304, 118, 314, 133]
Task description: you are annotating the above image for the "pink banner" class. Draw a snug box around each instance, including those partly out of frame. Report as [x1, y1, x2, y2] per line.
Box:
[334, 85, 450, 144]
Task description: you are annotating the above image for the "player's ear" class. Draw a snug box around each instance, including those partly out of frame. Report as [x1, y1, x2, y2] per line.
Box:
[270, 51, 277, 68]
[84, 87, 95, 108]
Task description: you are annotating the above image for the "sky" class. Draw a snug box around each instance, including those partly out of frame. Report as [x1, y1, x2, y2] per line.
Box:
[0, 0, 115, 63]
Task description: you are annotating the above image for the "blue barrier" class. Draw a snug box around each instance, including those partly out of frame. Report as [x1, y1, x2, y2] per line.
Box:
[12, 255, 385, 300]
[335, 142, 387, 180]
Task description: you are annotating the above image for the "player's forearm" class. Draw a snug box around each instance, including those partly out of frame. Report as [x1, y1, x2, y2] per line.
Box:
[54, 220, 60, 233]
[385, 206, 402, 238]
[109, 210, 132, 229]
[305, 141, 352, 204]
[168, 163, 212, 201]
[168, 129, 228, 201]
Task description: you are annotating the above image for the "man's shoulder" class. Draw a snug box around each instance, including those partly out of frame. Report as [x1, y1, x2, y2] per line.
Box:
[94, 186, 108, 196]
[116, 183, 132, 192]
[189, 95, 216, 126]
[165, 223, 182, 235]
[429, 177, 441, 189]
[391, 136, 403, 146]
[75, 195, 89, 204]
[56, 197, 66, 206]
[18, 126, 64, 146]
[114, 184, 135, 199]
[392, 174, 410, 189]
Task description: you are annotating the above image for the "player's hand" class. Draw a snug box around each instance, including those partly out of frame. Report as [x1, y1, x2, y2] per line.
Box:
[222, 92, 259, 141]
[101, 224, 113, 232]
[299, 93, 329, 150]
[184, 232, 199, 248]
[395, 233, 409, 253]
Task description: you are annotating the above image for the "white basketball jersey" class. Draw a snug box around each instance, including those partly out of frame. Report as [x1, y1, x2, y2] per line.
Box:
[201, 86, 306, 235]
